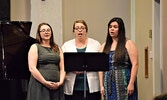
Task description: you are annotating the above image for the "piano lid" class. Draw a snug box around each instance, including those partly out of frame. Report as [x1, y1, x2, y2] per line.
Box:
[0, 21, 36, 80]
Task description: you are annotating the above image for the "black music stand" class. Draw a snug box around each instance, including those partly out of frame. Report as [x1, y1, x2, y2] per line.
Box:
[64, 52, 109, 99]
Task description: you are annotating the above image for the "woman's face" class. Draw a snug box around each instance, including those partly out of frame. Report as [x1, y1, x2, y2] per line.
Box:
[39, 25, 52, 41]
[74, 23, 87, 39]
[109, 21, 119, 39]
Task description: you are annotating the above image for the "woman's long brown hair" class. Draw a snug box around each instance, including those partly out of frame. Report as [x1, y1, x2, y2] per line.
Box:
[36, 23, 59, 54]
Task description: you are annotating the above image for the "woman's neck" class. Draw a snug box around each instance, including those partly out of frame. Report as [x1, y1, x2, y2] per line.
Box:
[111, 38, 118, 50]
[75, 37, 88, 48]
[112, 37, 118, 42]
[40, 40, 50, 47]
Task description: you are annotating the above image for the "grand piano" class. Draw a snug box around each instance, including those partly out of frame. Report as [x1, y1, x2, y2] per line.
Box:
[0, 21, 36, 100]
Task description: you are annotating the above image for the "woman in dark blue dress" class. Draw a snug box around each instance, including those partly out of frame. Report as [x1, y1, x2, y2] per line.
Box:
[99, 17, 139, 100]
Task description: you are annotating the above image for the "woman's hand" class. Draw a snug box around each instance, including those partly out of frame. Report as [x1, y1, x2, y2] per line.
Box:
[52, 82, 60, 90]
[100, 85, 105, 96]
[44, 81, 55, 89]
[48, 82, 62, 90]
[127, 83, 134, 96]
[73, 71, 84, 74]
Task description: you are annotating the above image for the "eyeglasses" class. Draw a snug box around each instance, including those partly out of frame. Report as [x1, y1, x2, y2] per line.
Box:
[74, 27, 86, 31]
[40, 29, 51, 33]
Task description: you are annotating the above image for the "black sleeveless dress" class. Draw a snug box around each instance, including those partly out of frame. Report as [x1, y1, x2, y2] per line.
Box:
[27, 44, 64, 100]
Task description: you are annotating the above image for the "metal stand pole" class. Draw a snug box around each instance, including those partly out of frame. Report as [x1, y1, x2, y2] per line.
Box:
[84, 70, 86, 99]
[0, 22, 7, 80]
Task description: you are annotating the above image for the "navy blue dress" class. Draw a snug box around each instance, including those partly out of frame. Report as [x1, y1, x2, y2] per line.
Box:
[103, 50, 138, 100]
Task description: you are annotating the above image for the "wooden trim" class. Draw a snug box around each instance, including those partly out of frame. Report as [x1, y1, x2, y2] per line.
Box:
[145, 46, 149, 78]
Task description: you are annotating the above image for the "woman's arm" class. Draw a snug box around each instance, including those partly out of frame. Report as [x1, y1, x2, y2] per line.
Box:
[28, 44, 54, 89]
[98, 43, 105, 96]
[99, 71, 104, 95]
[126, 40, 139, 96]
[57, 47, 66, 86]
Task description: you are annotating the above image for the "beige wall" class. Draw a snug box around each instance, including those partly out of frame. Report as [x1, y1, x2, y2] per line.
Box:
[135, 0, 153, 100]
[11, 0, 30, 21]
[62, 0, 131, 44]
[161, 0, 167, 93]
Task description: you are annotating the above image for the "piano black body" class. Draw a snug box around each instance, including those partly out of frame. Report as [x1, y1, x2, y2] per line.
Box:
[0, 21, 36, 100]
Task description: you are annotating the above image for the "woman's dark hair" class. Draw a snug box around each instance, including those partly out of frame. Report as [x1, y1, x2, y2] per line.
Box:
[154, 93, 167, 100]
[36, 22, 59, 54]
[73, 19, 88, 32]
[103, 17, 126, 66]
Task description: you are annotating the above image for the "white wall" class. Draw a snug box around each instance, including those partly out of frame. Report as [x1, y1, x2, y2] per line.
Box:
[31, 0, 63, 45]
[152, 0, 167, 96]
[153, 0, 161, 96]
